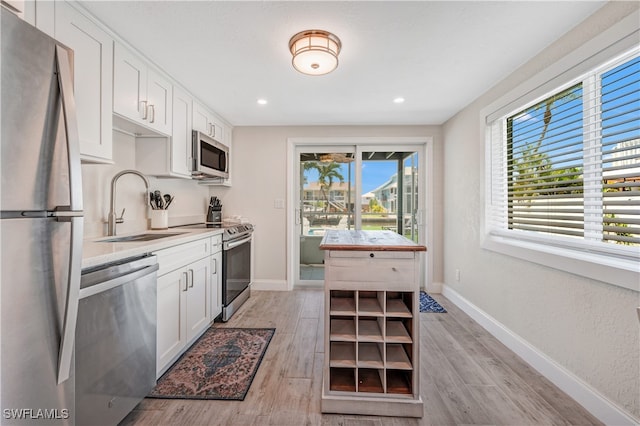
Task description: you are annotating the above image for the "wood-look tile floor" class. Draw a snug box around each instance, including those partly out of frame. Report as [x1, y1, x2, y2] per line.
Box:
[120, 289, 602, 426]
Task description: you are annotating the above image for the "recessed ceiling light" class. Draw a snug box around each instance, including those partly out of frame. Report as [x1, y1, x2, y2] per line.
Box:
[257, 99, 268, 105]
[393, 97, 405, 104]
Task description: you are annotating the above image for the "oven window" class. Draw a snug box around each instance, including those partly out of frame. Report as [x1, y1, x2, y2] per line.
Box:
[223, 239, 251, 304]
[201, 142, 226, 171]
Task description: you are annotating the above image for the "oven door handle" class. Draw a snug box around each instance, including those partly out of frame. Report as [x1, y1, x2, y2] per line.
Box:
[224, 235, 252, 250]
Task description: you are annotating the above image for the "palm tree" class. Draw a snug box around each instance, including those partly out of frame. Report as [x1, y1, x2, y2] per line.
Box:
[317, 162, 344, 211]
[304, 161, 344, 223]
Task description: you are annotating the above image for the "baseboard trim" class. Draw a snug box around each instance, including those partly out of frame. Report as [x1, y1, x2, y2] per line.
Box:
[251, 279, 289, 291]
[442, 285, 638, 426]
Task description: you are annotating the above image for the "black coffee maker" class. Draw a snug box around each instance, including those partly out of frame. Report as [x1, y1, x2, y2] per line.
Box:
[207, 196, 222, 224]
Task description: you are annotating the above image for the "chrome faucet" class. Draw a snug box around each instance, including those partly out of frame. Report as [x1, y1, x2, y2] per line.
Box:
[107, 169, 150, 236]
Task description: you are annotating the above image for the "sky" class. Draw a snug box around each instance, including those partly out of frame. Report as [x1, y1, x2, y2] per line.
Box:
[303, 158, 415, 194]
[510, 53, 639, 170]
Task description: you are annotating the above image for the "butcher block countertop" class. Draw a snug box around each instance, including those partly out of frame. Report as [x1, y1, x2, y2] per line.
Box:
[319, 230, 426, 251]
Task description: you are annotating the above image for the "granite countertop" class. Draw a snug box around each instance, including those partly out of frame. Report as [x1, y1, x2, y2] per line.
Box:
[319, 230, 427, 251]
[82, 228, 224, 269]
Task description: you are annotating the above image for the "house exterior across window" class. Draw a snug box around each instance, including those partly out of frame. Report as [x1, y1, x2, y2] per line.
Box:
[369, 167, 418, 213]
[303, 181, 354, 212]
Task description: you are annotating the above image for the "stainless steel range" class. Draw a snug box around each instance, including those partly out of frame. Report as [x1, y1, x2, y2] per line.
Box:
[176, 223, 253, 321]
[221, 224, 253, 321]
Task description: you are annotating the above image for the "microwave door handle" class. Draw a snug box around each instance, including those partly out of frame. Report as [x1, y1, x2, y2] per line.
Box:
[192, 135, 198, 172]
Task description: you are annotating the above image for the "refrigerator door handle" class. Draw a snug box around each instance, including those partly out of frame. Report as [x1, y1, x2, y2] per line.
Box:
[57, 216, 83, 384]
[55, 45, 84, 384]
[55, 45, 83, 212]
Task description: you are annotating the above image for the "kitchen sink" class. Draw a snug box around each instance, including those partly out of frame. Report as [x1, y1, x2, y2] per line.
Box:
[100, 232, 186, 243]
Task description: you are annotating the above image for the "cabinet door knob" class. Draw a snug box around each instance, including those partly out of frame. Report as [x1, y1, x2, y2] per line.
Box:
[369, 253, 374, 258]
[148, 104, 155, 123]
[392, 267, 397, 272]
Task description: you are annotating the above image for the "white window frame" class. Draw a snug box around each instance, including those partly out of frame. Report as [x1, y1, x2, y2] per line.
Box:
[481, 12, 640, 292]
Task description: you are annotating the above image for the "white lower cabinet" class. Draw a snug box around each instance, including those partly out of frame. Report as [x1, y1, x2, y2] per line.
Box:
[185, 257, 210, 342]
[154, 235, 222, 378]
[209, 236, 223, 321]
[156, 267, 187, 375]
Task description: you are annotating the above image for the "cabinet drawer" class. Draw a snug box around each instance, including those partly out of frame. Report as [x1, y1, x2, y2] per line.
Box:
[326, 258, 415, 285]
[211, 234, 223, 252]
[154, 237, 211, 276]
[329, 251, 415, 260]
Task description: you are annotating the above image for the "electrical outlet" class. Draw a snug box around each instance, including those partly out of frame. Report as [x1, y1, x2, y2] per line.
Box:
[455, 269, 460, 282]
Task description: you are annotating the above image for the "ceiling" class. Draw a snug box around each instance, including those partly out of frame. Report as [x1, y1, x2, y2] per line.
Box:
[78, 1, 606, 127]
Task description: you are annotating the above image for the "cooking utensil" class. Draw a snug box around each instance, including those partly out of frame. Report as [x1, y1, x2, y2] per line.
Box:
[163, 194, 171, 206]
[154, 190, 162, 209]
[149, 192, 156, 210]
[164, 195, 174, 209]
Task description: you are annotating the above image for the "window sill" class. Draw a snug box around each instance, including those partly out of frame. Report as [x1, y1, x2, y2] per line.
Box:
[482, 233, 639, 292]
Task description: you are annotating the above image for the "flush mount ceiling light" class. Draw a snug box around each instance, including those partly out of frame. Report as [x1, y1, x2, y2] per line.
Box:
[289, 30, 342, 76]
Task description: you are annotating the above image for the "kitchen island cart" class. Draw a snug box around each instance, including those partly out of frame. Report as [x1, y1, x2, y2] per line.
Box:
[319, 230, 426, 418]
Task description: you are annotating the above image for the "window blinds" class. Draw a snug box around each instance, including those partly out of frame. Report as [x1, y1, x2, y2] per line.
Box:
[507, 84, 585, 238]
[600, 55, 640, 244]
[488, 52, 640, 248]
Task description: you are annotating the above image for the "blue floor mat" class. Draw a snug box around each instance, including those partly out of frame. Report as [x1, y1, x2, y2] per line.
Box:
[420, 291, 447, 313]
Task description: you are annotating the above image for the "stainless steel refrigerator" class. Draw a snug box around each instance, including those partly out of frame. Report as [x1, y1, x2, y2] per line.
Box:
[1, 9, 83, 425]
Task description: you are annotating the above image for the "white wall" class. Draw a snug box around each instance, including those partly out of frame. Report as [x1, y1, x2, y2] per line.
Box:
[213, 125, 444, 286]
[81, 130, 211, 238]
[442, 2, 639, 421]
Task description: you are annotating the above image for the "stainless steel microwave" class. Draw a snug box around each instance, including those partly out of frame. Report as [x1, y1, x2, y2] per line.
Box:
[192, 130, 229, 180]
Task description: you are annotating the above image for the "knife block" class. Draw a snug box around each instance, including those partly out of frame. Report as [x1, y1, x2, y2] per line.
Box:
[207, 207, 221, 223]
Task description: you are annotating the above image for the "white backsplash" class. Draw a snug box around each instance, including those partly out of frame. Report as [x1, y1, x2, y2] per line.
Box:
[81, 130, 213, 238]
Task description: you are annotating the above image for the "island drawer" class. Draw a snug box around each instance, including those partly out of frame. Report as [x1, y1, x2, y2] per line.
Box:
[325, 252, 416, 285]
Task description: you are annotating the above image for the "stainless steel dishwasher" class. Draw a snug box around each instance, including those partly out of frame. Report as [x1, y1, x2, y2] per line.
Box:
[75, 254, 159, 426]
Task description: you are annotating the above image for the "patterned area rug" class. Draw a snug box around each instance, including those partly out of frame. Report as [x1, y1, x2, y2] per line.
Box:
[148, 327, 275, 400]
[420, 291, 447, 313]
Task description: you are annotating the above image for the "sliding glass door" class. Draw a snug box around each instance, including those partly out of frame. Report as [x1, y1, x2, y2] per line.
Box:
[297, 148, 355, 282]
[361, 150, 420, 242]
[295, 144, 425, 285]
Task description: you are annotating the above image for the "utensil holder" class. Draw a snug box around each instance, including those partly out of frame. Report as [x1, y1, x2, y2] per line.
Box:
[150, 210, 169, 230]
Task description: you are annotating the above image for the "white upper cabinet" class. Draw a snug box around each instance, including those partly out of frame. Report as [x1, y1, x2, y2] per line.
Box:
[54, 1, 113, 163]
[135, 85, 192, 178]
[171, 86, 193, 178]
[146, 68, 172, 135]
[193, 101, 226, 145]
[113, 45, 146, 123]
[113, 43, 172, 136]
